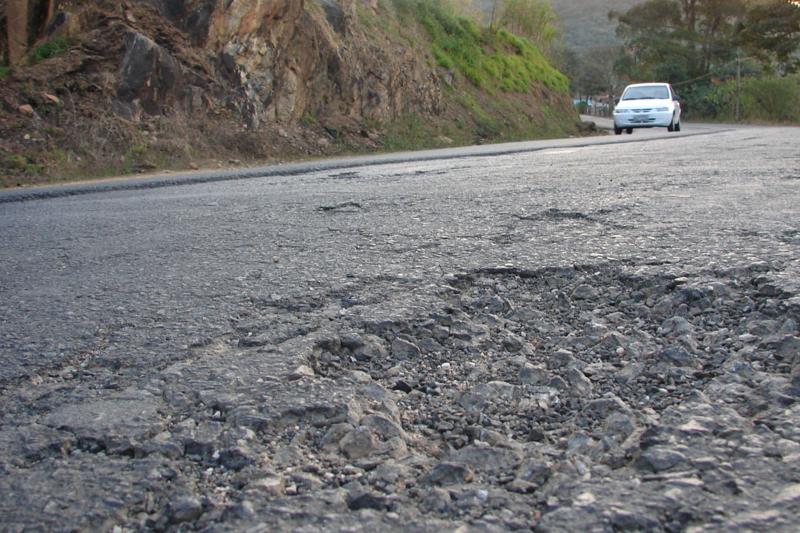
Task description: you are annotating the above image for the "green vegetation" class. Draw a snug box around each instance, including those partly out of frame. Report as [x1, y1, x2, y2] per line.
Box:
[608, 0, 800, 122]
[381, 0, 577, 153]
[300, 113, 317, 127]
[118, 139, 149, 174]
[29, 37, 73, 64]
[383, 84, 576, 153]
[498, 0, 560, 57]
[383, 114, 438, 151]
[5, 154, 44, 175]
[558, 0, 800, 123]
[706, 75, 800, 123]
[355, 1, 380, 29]
[455, 92, 501, 136]
[2, 0, 579, 187]
[0, 66, 10, 78]
[396, 0, 568, 93]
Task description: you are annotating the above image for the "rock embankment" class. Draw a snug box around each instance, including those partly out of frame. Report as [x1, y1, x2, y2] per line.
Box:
[1, 1, 576, 184]
[125, 0, 443, 129]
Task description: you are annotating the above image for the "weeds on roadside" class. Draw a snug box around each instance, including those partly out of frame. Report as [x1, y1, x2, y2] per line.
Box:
[4, 154, 44, 175]
[383, 114, 431, 151]
[29, 37, 73, 64]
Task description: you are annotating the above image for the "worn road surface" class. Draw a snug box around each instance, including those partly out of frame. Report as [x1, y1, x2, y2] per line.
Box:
[1, 123, 800, 531]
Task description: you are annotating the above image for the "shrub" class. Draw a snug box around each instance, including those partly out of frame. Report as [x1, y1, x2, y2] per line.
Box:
[680, 82, 719, 119]
[29, 37, 73, 64]
[742, 76, 800, 122]
[706, 75, 800, 123]
[5, 154, 44, 175]
[300, 113, 317, 127]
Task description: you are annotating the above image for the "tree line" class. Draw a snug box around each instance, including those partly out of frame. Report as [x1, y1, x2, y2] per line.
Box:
[568, 0, 800, 121]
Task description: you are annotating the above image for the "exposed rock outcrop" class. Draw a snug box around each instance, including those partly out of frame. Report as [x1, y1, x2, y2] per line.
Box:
[115, 30, 184, 120]
[139, 0, 442, 128]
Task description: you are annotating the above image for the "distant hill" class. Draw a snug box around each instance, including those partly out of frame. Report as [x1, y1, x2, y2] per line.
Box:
[549, 0, 640, 50]
[472, 0, 641, 50]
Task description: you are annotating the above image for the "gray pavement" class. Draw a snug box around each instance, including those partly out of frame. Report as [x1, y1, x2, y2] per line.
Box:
[0, 120, 729, 204]
[1, 124, 800, 530]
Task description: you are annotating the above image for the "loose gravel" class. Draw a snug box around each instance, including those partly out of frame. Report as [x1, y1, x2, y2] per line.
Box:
[2, 261, 799, 531]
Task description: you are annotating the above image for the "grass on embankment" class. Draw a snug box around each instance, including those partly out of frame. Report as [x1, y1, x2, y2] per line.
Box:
[383, 0, 577, 151]
[408, 0, 568, 94]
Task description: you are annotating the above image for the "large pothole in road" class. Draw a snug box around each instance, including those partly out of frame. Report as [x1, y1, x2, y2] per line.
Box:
[313, 263, 798, 423]
[212, 261, 800, 531]
[7, 261, 799, 531]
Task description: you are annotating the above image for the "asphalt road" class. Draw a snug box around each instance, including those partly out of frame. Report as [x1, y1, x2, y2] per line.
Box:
[0, 118, 727, 204]
[1, 122, 795, 384]
[1, 122, 799, 530]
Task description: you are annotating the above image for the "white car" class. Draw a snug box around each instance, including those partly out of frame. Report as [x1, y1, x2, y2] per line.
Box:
[613, 83, 681, 135]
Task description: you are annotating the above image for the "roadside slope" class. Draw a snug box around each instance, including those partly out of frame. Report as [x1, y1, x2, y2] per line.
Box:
[0, 0, 579, 187]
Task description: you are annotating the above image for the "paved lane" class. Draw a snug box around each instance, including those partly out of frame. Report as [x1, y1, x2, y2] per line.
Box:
[2, 124, 795, 385]
[0, 119, 732, 204]
[1, 124, 799, 530]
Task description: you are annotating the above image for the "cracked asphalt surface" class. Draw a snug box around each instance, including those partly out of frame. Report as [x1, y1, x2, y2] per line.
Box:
[1, 123, 800, 531]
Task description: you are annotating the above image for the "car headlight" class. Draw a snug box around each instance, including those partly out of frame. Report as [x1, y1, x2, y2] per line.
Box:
[614, 109, 630, 114]
[655, 107, 669, 112]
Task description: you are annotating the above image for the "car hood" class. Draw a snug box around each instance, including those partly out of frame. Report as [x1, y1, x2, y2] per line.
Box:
[616, 98, 673, 110]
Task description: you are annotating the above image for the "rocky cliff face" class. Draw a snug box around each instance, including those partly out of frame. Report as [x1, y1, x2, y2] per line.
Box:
[116, 0, 442, 129]
[0, 0, 577, 185]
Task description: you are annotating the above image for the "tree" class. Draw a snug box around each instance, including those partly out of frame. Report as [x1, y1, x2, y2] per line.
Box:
[489, 0, 500, 29]
[441, 0, 485, 22]
[609, 0, 800, 119]
[610, 0, 751, 84]
[739, 0, 800, 73]
[472, 0, 561, 57]
[5, 0, 54, 65]
[7, 0, 29, 65]
[611, 0, 693, 83]
[561, 45, 623, 100]
[695, 0, 746, 74]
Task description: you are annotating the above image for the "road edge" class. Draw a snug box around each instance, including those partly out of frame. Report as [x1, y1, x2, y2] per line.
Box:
[0, 128, 730, 204]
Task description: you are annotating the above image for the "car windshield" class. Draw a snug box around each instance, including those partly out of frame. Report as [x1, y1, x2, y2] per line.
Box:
[622, 86, 670, 100]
